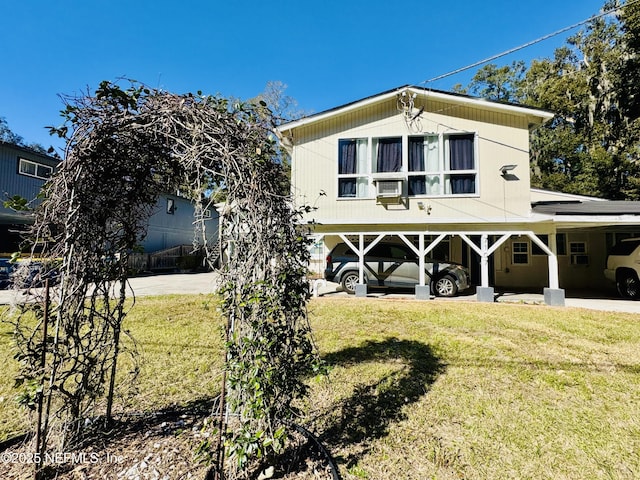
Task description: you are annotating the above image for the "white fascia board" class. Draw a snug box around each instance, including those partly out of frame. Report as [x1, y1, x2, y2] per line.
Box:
[414, 88, 554, 122]
[304, 216, 554, 226]
[277, 90, 400, 133]
[278, 87, 554, 133]
[551, 215, 640, 224]
[530, 188, 607, 202]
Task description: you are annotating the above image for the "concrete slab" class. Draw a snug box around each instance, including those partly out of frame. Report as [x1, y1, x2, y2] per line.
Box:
[2, 273, 640, 315]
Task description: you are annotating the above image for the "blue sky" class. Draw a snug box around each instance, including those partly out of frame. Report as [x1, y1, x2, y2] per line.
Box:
[2, 0, 606, 154]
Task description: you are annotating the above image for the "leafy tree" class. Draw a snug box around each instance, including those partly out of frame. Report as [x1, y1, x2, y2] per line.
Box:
[254, 81, 309, 194]
[0, 116, 55, 155]
[0, 116, 25, 145]
[465, 61, 527, 102]
[462, 0, 640, 199]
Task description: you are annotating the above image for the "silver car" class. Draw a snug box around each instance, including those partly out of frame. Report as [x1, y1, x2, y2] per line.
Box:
[324, 242, 471, 296]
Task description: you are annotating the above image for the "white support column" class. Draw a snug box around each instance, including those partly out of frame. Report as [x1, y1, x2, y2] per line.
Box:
[476, 234, 494, 302]
[526, 232, 564, 306]
[419, 234, 426, 286]
[415, 234, 430, 300]
[358, 234, 364, 284]
[480, 234, 490, 288]
[356, 234, 367, 297]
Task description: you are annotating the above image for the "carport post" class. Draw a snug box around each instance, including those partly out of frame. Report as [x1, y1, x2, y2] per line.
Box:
[527, 232, 565, 306]
[477, 234, 495, 302]
[415, 234, 431, 300]
[356, 234, 367, 297]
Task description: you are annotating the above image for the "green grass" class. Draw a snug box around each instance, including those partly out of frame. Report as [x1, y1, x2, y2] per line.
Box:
[2, 295, 640, 479]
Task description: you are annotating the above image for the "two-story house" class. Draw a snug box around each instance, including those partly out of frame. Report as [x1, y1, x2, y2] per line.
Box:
[277, 86, 640, 305]
[0, 141, 218, 264]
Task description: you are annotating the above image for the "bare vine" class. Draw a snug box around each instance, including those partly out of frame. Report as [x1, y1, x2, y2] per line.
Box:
[8, 80, 319, 478]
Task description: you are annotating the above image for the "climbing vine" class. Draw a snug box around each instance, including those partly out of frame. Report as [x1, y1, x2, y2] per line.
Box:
[9, 80, 319, 478]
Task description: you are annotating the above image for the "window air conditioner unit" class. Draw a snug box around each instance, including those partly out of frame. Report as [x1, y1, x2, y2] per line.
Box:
[376, 180, 402, 197]
[374, 178, 404, 198]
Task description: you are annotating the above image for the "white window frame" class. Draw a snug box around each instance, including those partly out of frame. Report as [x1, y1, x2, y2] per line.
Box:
[569, 241, 589, 266]
[403, 132, 480, 198]
[512, 241, 529, 265]
[337, 138, 370, 199]
[18, 158, 53, 180]
[336, 132, 479, 200]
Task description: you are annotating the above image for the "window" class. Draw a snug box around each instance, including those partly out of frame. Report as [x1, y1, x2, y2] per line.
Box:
[570, 242, 588, 265]
[512, 241, 529, 264]
[338, 132, 478, 199]
[166, 198, 175, 214]
[445, 134, 477, 194]
[409, 135, 440, 195]
[373, 137, 402, 173]
[338, 139, 369, 198]
[407, 133, 477, 196]
[556, 233, 567, 256]
[18, 158, 53, 180]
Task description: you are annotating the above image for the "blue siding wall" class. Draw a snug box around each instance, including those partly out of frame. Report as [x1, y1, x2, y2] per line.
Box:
[140, 195, 219, 252]
[1, 142, 218, 254]
[0, 142, 60, 221]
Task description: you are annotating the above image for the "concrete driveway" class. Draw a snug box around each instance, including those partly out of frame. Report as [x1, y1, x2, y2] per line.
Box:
[2, 272, 640, 314]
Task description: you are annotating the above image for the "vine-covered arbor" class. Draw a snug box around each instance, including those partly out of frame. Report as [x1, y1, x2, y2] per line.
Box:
[10, 81, 318, 478]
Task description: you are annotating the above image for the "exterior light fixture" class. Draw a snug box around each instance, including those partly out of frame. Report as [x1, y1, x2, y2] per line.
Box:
[500, 164, 517, 176]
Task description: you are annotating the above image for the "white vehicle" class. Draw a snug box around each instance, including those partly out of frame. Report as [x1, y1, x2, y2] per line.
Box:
[604, 237, 640, 299]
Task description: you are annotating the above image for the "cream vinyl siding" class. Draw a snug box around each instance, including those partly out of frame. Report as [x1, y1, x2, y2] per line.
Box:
[290, 96, 532, 225]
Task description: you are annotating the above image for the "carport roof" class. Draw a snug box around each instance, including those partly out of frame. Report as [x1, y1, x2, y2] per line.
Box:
[532, 200, 640, 216]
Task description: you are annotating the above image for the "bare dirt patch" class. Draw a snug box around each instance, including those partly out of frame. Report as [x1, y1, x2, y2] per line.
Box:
[1, 404, 337, 480]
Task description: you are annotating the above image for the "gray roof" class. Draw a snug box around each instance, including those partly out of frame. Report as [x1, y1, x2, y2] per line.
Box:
[532, 201, 640, 216]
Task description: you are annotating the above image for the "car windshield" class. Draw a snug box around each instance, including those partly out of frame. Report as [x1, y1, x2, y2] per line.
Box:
[610, 240, 640, 256]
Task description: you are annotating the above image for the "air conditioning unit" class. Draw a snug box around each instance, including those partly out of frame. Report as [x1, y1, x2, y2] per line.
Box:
[375, 179, 403, 198]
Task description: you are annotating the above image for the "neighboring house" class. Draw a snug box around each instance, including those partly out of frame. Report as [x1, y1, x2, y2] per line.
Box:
[277, 86, 640, 305]
[0, 141, 218, 265]
[0, 141, 61, 253]
[144, 192, 219, 253]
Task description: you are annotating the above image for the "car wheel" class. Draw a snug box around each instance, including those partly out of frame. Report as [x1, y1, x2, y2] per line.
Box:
[617, 272, 640, 300]
[434, 275, 458, 297]
[341, 272, 360, 295]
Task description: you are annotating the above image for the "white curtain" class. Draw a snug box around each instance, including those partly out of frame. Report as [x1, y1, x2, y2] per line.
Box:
[356, 139, 369, 197]
[424, 136, 439, 172]
[425, 136, 440, 194]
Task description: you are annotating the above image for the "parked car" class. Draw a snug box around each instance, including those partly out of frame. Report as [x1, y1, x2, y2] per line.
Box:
[324, 242, 471, 296]
[0, 258, 13, 289]
[604, 237, 640, 299]
[0, 258, 60, 290]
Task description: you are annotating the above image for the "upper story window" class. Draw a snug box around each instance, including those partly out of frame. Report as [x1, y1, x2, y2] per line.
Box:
[18, 158, 53, 180]
[337, 133, 478, 199]
[373, 137, 402, 173]
[408, 133, 477, 196]
[338, 139, 369, 198]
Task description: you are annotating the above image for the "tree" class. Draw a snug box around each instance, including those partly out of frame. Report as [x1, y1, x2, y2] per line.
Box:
[525, 1, 640, 199]
[0, 116, 55, 155]
[461, 0, 640, 199]
[465, 61, 527, 102]
[0, 116, 25, 145]
[9, 80, 320, 479]
[254, 81, 309, 194]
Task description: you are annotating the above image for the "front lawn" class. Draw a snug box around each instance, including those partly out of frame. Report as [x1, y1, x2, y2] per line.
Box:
[1, 296, 639, 479]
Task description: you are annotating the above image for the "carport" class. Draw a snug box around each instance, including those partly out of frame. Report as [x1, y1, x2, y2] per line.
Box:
[315, 230, 565, 306]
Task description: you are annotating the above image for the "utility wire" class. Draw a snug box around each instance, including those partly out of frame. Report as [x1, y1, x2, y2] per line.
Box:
[422, 0, 640, 85]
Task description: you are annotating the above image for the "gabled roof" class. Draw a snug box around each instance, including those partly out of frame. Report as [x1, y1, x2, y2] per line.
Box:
[277, 85, 555, 133]
[0, 140, 61, 165]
